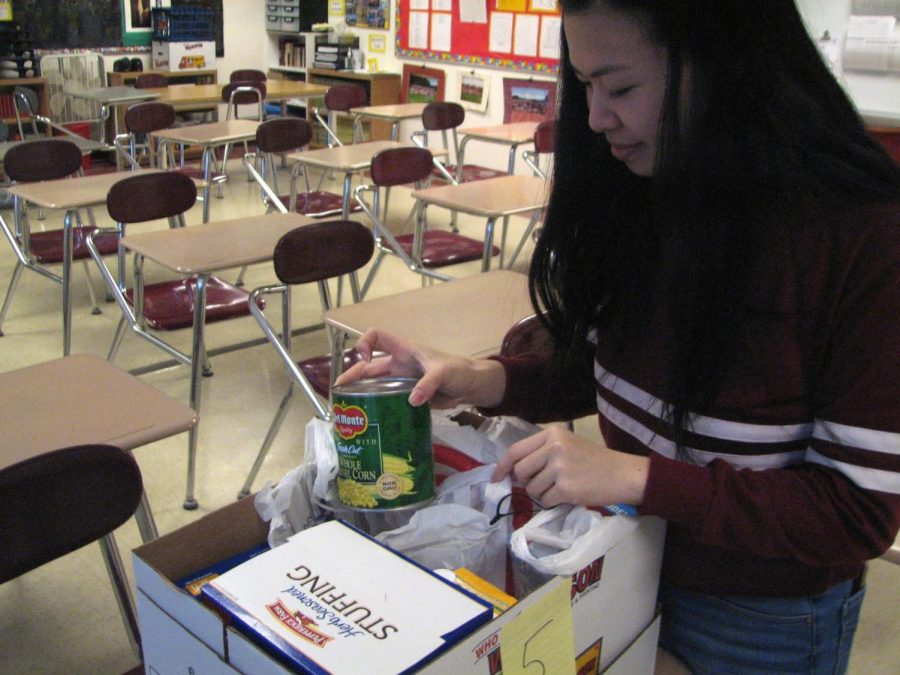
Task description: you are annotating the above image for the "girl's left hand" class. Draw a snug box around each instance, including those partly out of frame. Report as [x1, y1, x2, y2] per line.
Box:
[490, 425, 650, 508]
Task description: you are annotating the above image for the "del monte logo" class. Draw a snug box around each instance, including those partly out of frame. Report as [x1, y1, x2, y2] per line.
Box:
[333, 403, 368, 440]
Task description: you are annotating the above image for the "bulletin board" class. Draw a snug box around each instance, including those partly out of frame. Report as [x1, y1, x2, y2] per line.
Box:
[395, 0, 561, 75]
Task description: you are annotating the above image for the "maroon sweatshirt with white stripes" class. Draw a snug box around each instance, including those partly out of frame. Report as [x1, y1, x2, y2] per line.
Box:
[486, 201, 900, 597]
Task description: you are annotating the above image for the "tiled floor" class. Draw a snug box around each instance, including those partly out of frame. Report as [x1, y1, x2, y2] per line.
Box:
[0, 157, 896, 674]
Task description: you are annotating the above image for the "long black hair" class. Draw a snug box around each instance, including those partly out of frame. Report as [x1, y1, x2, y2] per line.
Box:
[532, 0, 900, 444]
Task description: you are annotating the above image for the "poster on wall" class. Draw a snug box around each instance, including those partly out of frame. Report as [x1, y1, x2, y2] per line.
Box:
[122, 0, 152, 45]
[397, 2, 560, 74]
[503, 77, 557, 123]
[345, 0, 390, 29]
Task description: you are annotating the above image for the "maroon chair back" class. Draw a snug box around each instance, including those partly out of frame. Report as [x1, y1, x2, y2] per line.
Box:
[134, 73, 169, 89]
[230, 69, 266, 83]
[4, 139, 83, 182]
[533, 119, 556, 154]
[273, 220, 374, 285]
[0, 443, 143, 584]
[256, 116, 313, 154]
[422, 101, 466, 132]
[324, 83, 367, 112]
[222, 81, 267, 106]
[124, 101, 177, 134]
[500, 313, 552, 358]
[107, 171, 197, 224]
[369, 146, 434, 187]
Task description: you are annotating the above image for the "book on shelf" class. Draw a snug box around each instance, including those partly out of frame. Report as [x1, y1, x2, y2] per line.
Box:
[0, 93, 14, 119]
[313, 61, 345, 70]
[280, 41, 307, 69]
[316, 43, 350, 54]
[314, 52, 342, 62]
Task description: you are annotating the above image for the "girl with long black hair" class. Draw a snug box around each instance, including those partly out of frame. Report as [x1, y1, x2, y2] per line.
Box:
[337, 2, 900, 670]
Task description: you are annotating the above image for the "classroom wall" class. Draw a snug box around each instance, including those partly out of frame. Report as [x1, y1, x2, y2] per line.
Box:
[795, 0, 900, 124]
[93, 2, 265, 117]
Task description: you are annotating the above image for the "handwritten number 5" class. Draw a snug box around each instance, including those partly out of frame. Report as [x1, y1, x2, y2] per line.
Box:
[521, 619, 553, 674]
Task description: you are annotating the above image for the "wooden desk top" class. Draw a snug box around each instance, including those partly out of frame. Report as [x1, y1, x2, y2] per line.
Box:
[150, 119, 260, 145]
[121, 211, 316, 275]
[150, 80, 328, 108]
[287, 139, 445, 172]
[460, 121, 539, 143]
[350, 102, 428, 121]
[324, 270, 535, 358]
[0, 353, 197, 470]
[412, 174, 548, 218]
[5, 168, 163, 210]
[70, 86, 160, 105]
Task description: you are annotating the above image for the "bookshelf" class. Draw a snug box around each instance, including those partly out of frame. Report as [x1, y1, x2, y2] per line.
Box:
[266, 28, 401, 144]
[267, 31, 322, 79]
[0, 76, 49, 131]
[105, 69, 218, 87]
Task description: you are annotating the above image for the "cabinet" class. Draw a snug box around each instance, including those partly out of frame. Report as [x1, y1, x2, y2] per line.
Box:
[0, 77, 49, 130]
[105, 69, 218, 87]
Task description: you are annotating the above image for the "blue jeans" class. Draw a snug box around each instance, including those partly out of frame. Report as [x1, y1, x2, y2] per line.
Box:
[658, 577, 866, 674]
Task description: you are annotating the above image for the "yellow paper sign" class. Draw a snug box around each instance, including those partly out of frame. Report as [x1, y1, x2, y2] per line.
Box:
[500, 580, 576, 675]
[497, 0, 528, 11]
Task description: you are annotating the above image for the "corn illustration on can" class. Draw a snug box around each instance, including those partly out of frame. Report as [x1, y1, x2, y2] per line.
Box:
[331, 377, 434, 510]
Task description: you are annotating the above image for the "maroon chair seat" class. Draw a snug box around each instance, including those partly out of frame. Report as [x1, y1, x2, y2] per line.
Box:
[124, 276, 263, 331]
[297, 348, 388, 399]
[86, 172, 259, 369]
[0, 138, 111, 335]
[254, 117, 359, 216]
[122, 101, 223, 179]
[393, 230, 500, 268]
[313, 83, 368, 146]
[238, 219, 376, 498]
[273, 190, 360, 217]
[419, 102, 508, 183]
[28, 227, 119, 264]
[355, 145, 498, 295]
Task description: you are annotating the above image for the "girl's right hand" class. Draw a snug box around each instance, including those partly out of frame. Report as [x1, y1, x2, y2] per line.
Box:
[334, 328, 507, 409]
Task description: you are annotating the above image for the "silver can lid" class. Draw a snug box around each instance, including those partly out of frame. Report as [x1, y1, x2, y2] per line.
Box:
[331, 376, 417, 396]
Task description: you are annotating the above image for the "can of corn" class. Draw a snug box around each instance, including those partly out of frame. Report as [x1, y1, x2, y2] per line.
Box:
[331, 377, 434, 510]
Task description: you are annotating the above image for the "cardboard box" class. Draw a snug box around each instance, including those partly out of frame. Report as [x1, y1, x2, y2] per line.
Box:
[602, 612, 661, 675]
[134, 496, 665, 674]
[151, 40, 216, 72]
[201, 520, 494, 673]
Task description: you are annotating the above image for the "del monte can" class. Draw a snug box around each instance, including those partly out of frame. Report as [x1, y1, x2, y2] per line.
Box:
[331, 377, 434, 510]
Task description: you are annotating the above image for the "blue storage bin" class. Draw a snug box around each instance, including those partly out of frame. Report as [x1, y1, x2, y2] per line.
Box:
[152, 7, 215, 42]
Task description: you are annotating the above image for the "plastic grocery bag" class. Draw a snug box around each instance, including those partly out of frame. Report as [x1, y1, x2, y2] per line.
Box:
[431, 407, 544, 466]
[375, 465, 512, 590]
[509, 503, 640, 594]
[254, 417, 335, 548]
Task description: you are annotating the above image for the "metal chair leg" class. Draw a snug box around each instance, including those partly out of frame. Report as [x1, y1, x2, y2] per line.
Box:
[107, 316, 128, 362]
[237, 383, 295, 499]
[0, 261, 24, 336]
[82, 260, 101, 315]
[98, 533, 141, 662]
